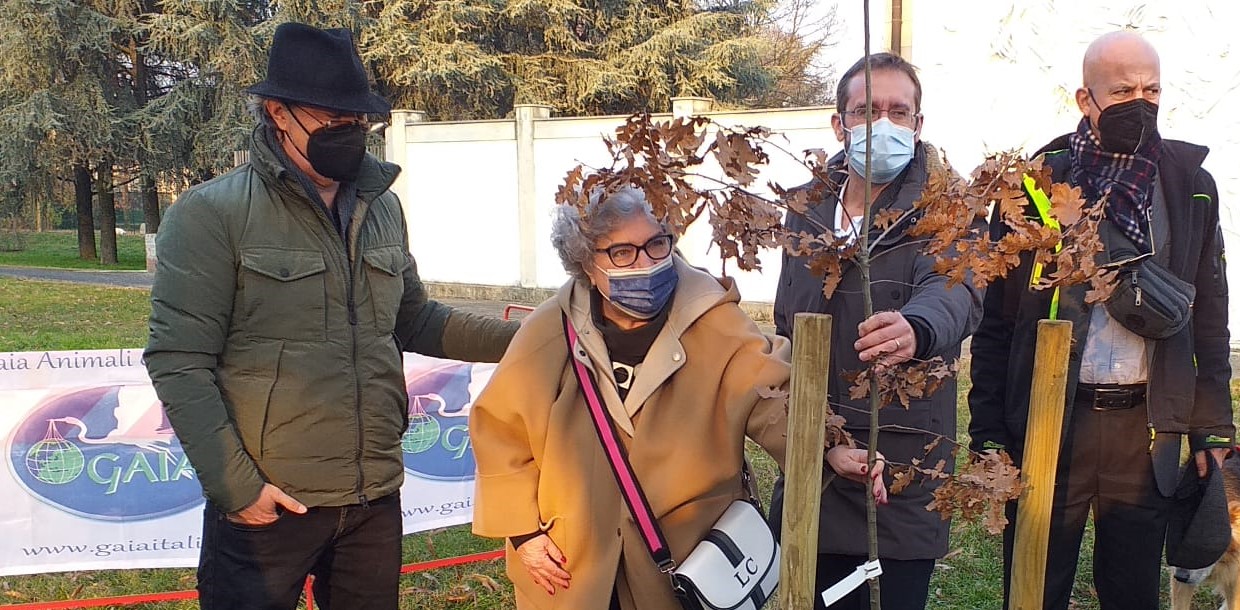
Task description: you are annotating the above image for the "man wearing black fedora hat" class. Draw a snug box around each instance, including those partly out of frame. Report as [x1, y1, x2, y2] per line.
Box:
[145, 22, 518, 610]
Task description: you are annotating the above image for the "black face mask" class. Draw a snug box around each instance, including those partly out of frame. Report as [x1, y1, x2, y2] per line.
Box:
[285, 105, 368, 183]
[1093, 95, 1159, 154]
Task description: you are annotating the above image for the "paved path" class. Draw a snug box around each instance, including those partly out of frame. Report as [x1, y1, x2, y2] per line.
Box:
[0, 266, 154, 289]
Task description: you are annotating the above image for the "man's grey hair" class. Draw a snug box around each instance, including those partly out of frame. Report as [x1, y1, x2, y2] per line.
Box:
[550, 186, 665, 282]
[246, 94, 277, 128]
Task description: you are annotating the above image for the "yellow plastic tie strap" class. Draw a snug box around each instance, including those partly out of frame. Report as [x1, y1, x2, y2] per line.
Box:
[1023, 175, 1062, 320]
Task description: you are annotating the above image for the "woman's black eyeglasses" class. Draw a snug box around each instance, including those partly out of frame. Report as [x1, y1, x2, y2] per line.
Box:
[594, 234, 674, 267]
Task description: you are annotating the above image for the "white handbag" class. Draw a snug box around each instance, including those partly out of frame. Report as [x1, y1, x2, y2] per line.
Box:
[673, 499, 781, 610]
[564, 316, 779, 610]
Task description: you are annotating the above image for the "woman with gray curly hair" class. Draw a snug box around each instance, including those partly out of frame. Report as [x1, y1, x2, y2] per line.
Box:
[550, 187, 669, 284]
[471, 185, 886, 610]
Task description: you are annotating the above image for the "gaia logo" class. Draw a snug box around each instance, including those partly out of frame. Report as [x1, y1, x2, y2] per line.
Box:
[7, 385, 203, 521]
[401, 362, 486, 481]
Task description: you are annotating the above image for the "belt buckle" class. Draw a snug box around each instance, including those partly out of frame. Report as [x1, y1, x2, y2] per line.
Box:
[1091, 388, 1134, 411]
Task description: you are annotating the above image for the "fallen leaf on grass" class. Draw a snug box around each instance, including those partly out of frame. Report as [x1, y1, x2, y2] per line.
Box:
[465, 573, 501, 593]
[445, 583, 475, 603]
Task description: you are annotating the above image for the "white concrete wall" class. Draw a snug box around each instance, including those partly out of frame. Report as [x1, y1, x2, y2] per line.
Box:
[391, 0, 1240, 335]
[393, 106, 837, 303]
[397, 120, 520, 287]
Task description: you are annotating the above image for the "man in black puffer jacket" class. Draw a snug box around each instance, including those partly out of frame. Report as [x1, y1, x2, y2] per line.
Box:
[968, 30, 1231, 610]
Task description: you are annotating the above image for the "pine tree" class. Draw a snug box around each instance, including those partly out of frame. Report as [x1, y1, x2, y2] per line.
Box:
[363, 0, 807, 119]
[0, 0, 125, 260]
[139, 0, 272, 181]
[0, 0, 835, 263]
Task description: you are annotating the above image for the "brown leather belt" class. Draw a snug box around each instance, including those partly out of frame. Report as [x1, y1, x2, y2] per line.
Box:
[1075, 383, 1147, 411]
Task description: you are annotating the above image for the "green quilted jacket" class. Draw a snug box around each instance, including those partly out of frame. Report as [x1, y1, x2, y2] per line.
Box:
[146, 130, 516, 513]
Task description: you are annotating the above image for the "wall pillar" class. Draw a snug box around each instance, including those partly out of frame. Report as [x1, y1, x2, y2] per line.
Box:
[670, 96, 714, 118]
[515, 104, 553, 287]
[145, 233, 157, 272]
[385, 110, 426, 166]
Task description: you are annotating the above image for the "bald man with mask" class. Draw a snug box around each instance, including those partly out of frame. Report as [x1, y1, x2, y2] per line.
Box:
[968, 31, 1232, 609]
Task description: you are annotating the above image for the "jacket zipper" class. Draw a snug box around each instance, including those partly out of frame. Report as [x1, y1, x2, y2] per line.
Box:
[1146, 341, 1157, 453]
[350, 270, 366, 507]
[305, 191, 368, 507]
[283, 167, 374, 505]
[345, 222, 367, 508]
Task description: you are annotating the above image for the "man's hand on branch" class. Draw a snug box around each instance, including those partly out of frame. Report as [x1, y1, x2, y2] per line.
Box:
[856, 311, 915, 370]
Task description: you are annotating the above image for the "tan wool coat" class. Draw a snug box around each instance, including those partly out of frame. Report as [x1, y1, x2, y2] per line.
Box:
[472, 259, 791, 609]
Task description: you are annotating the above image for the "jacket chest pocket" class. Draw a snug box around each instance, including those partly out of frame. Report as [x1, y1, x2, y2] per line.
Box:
[869, 253, 911, 310]
[362, 246, 410, 334]
[239, 248, 328, 341]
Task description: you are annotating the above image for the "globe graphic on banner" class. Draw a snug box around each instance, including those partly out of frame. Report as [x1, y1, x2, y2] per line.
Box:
[401, 412, 440, 454]
[9, 385, 205, 521]
[401, 362, 478, 481]
[26, 437, 85, 485]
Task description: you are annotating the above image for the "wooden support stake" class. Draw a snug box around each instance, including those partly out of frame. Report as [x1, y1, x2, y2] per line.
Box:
[779, 313, 833, 610]
[1009, 319, 1073, 610]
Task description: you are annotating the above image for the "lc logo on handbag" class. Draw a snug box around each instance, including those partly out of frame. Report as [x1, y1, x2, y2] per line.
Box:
[563, 315, 779, 610]
[673, 499, 780, 610]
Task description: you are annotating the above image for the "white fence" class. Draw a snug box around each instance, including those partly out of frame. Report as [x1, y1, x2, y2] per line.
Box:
[386, 99, 835, 305]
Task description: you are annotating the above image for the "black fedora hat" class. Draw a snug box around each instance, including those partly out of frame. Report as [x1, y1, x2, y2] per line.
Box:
[1165, 456, 1230, 569]
[246, 22, 391, 115]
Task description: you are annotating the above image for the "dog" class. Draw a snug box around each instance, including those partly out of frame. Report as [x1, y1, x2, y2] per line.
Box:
[1171, 451, 1240, 610]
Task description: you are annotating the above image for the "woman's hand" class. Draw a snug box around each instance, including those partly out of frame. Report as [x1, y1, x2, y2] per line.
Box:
[516, 534, 571, 595]
[827, 446, 889, 505]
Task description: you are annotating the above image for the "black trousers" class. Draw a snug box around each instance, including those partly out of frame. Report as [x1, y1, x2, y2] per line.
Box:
[814, 553, 935, 610]
[1002, 399, 1171, 610]
[197, 493, 402, 610]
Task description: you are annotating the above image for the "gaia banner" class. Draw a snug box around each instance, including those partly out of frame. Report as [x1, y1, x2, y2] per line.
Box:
[0, 349, 493, 576]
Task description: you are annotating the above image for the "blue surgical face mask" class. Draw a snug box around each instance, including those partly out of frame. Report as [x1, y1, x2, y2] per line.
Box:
[601, 256, 678, 320]
[844, 117, 916, 184]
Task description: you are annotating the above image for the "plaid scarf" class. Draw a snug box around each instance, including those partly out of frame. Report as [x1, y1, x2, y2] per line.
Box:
[1068, 117, 1162, 252]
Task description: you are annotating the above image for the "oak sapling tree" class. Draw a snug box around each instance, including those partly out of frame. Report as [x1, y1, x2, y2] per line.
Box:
[555, 113, 1115, 538]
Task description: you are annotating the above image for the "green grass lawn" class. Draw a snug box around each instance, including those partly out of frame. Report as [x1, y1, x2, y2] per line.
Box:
[0, 279, 151, 351]
[0, 230, 147, 270]
[0, 277, 1233, 608]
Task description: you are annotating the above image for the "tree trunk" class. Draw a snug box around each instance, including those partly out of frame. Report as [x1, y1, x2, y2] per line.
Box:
[74, 163, 96, 261]
[133, 36, 162, 235]
[141, 173, 160, 233]
[97, 163, 118, 266]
